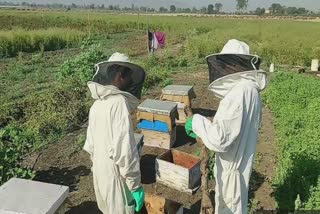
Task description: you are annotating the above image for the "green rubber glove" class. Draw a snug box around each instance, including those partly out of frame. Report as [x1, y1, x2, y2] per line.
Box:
[185, 116, 197, 139]
[132, 186, 145, 212]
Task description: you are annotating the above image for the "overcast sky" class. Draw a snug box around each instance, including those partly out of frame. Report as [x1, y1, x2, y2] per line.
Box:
[8, 0, 320, 12]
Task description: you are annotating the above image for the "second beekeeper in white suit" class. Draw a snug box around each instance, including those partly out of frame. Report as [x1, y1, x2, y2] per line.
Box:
[185, 40, 268, 214]
[84, 53, 146, 214]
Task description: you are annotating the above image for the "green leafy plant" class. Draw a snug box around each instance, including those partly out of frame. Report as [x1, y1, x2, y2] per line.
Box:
[58, 44, 104, 84]
[0, 125, 35, 185]
[263, 72, 320, 210]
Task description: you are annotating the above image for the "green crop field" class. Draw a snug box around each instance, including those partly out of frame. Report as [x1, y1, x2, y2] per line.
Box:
[0, 9, 320, 211]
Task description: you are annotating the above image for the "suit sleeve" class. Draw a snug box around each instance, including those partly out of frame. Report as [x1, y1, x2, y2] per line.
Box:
[192, 97, 244, 153]
[110, 98, 141, 191]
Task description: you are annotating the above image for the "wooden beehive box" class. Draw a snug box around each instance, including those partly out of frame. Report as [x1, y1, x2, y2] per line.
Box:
[160, 85, 196, 124]
[137, 99, 178, 149]
[156, 149, 201, 194]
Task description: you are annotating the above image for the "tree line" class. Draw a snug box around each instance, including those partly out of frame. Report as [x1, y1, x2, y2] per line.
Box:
[0, 1, 224, 14]
[0, 1, 316, 16]
[256, 3, 310, 16]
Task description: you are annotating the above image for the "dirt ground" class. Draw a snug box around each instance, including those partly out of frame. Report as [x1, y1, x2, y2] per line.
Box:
[26, 68, 277, 213]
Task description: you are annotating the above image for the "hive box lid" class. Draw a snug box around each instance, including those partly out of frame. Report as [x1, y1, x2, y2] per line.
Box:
[0, 178, 69, 214]
[138, 99, 177, 116]
[162, 85, 196, 98]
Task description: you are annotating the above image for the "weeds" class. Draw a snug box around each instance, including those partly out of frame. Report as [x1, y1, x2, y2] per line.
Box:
[58, 44, 104, 84]
[263, 72, 320, 210]
[0, 45, 105, 184]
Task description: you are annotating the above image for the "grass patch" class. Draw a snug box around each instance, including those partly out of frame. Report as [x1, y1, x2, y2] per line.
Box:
[0, 28, 86, 57]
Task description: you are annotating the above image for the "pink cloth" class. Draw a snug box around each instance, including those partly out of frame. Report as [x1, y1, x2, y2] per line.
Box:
[155, 32, 166, 47]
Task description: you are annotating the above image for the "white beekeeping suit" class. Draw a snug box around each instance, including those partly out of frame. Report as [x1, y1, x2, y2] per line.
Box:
[83, 53, 145, 214]
[192, 40, 267, 214]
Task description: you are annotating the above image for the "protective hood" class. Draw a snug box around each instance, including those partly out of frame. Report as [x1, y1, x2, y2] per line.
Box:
[206, 39, 261, 84]
[87, 82, 139, 113]
[220, 39, 250, 55]
[92, 52, 146, 99]
[208, 70, 267, 99]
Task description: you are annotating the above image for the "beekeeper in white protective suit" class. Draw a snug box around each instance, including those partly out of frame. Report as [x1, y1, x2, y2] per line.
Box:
[83, 52, 146, 214]
[185, 39, 268, 214]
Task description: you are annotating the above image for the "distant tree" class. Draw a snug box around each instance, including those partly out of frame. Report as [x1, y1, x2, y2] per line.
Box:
[140, 6, 147, 12]
[183, 8, 191, 13]
[215, 3, 223, 13]
[100, 4, 104, 9]
[71, 3, 77, 8]
[170, 5, 176, 13]
[192, 7, 198, 13]
[114, 5, 120, 11]
[270, 3, 285, 14]
[208, 4, 214, 14]
[89, 4, 94, 9]
[297, 7, 308, 14]
[159, 7, 168, 13]
[21, 2, 29, 6]
[286, 7, 298, 15]
[200, 6, 207, 14]
[147, 8, 155, 12]
[108, 5, 113, 10]
[255, 7, 265, 15]
[236, 0, 249, 11]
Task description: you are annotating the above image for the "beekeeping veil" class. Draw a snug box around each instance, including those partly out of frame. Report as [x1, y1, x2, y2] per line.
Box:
[206, 39, 267, 98]
[92, 52, 146, 99]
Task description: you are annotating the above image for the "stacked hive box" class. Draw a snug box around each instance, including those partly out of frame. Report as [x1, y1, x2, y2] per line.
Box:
[137, 99, 178, 149]
[160, 85, 196, 125]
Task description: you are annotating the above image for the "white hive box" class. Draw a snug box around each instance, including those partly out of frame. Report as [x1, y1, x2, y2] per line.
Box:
[156, 149, 201, 194]
[162, 85, 196, 97]
[0, 178, 69, 214]
[138, 99, 178, 117]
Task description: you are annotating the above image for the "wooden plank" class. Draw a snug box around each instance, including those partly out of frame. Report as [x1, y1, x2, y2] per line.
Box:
[160, 94, 192, 107]
[157, 149, 173, 162]
[145, 194, 165, 214]
[141, 127, 176, 150]
[144, 194, 183, 214]
[172, 150, 200, 169]
[156, 155, 190, 192]
[171, 150, 201, 189]
[156, 179, 199, 195]
[176, 108, 188, 124]
[189, 162, 201, 189]
[157, 158, 189, 178]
